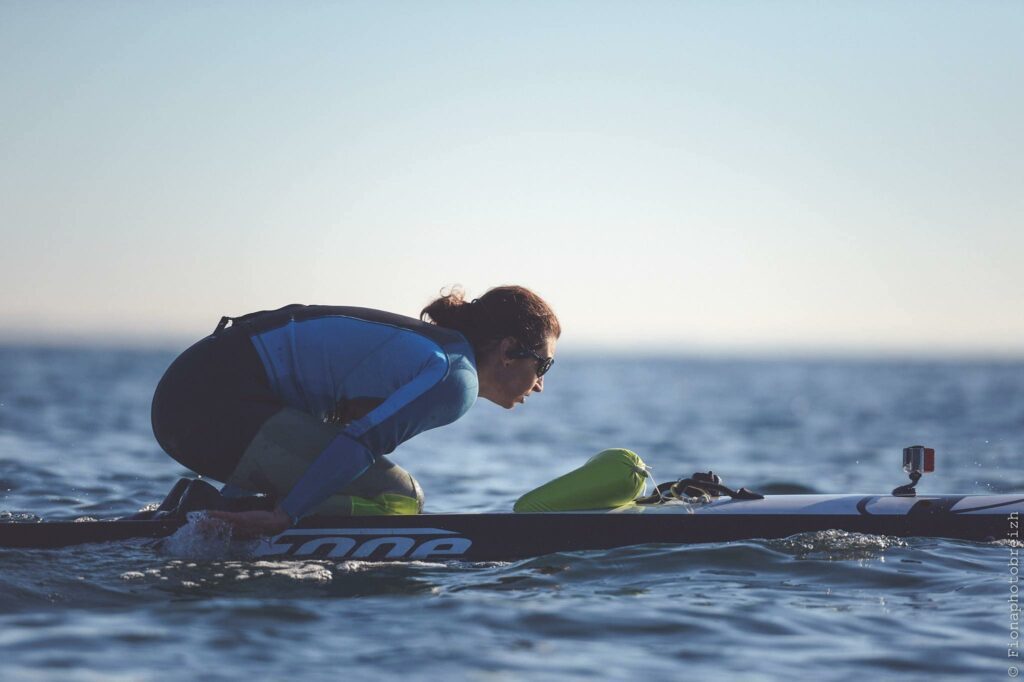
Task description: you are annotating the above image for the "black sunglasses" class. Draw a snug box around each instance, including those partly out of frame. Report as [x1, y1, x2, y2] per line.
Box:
[508, 345, 554, 378]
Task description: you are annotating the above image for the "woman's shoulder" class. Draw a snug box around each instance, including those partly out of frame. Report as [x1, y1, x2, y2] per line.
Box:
[432, 357, 478, 423]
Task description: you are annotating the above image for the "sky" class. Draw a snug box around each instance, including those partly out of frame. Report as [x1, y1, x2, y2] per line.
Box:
[1, 1, 1021, 356]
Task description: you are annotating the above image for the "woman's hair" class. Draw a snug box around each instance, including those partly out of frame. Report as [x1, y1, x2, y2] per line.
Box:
[421, 285, 561, 355]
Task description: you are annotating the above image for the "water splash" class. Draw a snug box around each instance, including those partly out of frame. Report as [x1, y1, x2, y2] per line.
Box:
[0, 511, 41, 522]
[158, 511, 234, 560]
[771, 529, 908, 560]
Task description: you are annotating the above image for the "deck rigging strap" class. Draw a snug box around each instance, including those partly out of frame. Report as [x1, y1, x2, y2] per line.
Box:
[635, 471, 764, 505]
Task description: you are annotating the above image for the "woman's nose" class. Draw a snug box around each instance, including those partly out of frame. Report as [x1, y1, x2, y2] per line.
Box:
[533, 376, 544, 392]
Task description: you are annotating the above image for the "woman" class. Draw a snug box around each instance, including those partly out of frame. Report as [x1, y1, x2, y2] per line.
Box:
[151, 285, 560, 538]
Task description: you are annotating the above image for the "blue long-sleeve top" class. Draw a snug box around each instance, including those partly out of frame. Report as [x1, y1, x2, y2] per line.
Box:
[241, 305, 477, 521]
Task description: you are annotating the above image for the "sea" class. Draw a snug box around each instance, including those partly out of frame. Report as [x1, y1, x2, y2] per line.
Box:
[1, 343, 1022, 681]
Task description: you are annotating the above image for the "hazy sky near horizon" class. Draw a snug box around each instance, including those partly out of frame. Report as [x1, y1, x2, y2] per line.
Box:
[1, 1, 1021, 355]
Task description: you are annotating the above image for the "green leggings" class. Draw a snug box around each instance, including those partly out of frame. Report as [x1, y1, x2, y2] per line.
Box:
[226, 408, 423, 516]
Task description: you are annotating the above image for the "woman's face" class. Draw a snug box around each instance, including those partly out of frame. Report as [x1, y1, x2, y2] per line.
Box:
[486, 335, 557, 409]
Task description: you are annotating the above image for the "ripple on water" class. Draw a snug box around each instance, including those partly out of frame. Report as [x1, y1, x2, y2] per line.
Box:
[2, 351, 1023, 679]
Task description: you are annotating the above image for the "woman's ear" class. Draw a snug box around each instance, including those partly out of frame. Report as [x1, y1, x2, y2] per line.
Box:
[499, 336, 516, 364]
[498, 337, 511, 357]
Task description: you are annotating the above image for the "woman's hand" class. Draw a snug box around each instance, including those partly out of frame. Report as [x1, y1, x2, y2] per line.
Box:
[206, 505, 292, 539]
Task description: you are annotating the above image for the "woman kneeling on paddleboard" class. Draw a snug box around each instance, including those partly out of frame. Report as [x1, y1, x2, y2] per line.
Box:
[151, 285, 560, 538]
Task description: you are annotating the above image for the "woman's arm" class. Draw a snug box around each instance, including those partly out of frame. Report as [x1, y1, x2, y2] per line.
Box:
[208, 352, 474, 537]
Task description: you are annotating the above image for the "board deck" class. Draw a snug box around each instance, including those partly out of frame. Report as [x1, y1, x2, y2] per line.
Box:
[1, 494, 1021, 561]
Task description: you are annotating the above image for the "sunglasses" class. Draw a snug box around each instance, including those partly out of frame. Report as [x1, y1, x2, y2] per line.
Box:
[508, 345, 554, 378]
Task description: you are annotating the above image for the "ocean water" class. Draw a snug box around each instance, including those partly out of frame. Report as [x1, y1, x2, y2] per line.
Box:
[1, 344, 1022, 681]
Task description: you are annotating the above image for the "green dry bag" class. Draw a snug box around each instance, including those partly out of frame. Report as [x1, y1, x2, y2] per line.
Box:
[513, 448, 649, 512]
